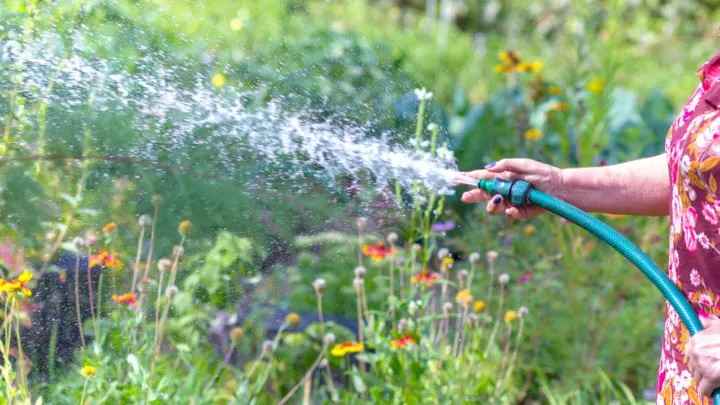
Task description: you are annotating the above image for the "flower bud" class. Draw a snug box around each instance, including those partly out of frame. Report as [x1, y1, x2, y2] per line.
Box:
[172, 245, 185, 258]
[442, 302, 453, 314]
[474, 300, 486, 313]
[458, 269, 468, 280]
[387, 232, 399, 244]
[467, 314, 479, 326]
[468, 252, 481, 264]
[486, 250, 499, 262]
[73, 237, 85, 250]
[504, 310, 518, 323]
[437, 248, 449, 260]
[518, 306, 529, 318]
[165, 285, 179, 298]
[262, 340, 274, 354]
[151, 194, 163, 206]
[412, 243, 422, 252]
[229, 327, 244, 343]
[354, 266, 366, 278]
[498, 273, 510, 285]
[178, 220, 192, 235]
[285, 312, 301, 327]
[158, 258, 172, 273]
[312, 278, 326, 294]
[85, 230, 99, 248]
[323, 333, 336, 345]
[138, 215, 151, 228]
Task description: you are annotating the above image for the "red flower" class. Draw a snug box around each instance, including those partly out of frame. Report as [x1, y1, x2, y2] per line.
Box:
[411, 270, 439, 287]
[89, 249, 121, 269]
[361, 242, 395, 260]
[112, 293, 137, 306]
[391, 335, 416, 349]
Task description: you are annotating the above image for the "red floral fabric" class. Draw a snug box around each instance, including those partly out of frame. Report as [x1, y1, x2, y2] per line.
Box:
[659, 52, 720, 404]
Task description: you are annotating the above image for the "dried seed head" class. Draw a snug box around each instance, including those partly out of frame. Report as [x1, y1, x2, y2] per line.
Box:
[498, 273, 510, 285]
[458, 269, 469, 280]
[387, 232, 399, 244]
[158, 258, 172, 273]
[395, 256, 407, 267]
[285, 312, 301, 327]
[354, 266, 367, 278]
[73, 237, 85, 250]
[467, 314, 479, 326]
[312, 278, 326, 294]
[172, 245, 185, 258]
[398, 319, 408, 331]
[262, 340, 274, 355]
[323, 333, 336, 345]
[319, 358, 328, 368]
[486, 250, 499, 262]
[469, 252, 481, 264]
[355, 217, 368, 231]
[45, 231, 57, 242]
[84, 231, 99, 247]
[353, 277, 365, 290]
[437, 248, 450, 260]
[151, 194, 163, 206]
[442, 302, 453, 314]
[138, 215, 151, 228]
[165, 285, 179, 298]
[411, 243, 422, 252]
[518, 306, 529, 318]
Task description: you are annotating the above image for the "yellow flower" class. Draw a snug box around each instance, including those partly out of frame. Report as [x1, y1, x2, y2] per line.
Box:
[229, 18, 243, 31]
[552, 101, 569, 112]
[441, 256, 454, 270]
[211, 73, 226, 88]
[81, 365, 97, 377]
[455, 289, 473, 307]
[285, 312, 301, 327]
[587, 77, 605, 93]
[473, 300, 486, 313]
[517, 61, 542, 73]
[0, 270, 33, 297]
[524, 224, 536, 236]
[504, 310, 518, 324]
[524, 128, 543, 141]
[494, 64, 514, 74]
[178, 220, 192, 235]
[548, 86, 563, 95]
[331, 341, 364, 357]
[498, 50, 520, 64]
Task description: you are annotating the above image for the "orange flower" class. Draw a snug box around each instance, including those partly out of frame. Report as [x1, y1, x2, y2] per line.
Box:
[0, 270, 33, 297]
[411, 270, 440, 287]
[102, 222, 117, 233]
[89, 249, 121, 269]
[391, 335, 416, 349]
[361, 242, 395, 260]
[112, 293, 137, 306]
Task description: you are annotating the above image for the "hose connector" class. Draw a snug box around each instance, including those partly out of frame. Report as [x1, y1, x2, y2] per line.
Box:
[477, 178, 534, 207]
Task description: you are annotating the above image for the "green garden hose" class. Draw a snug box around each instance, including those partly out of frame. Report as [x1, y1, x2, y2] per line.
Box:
[477, 177, 720, 403]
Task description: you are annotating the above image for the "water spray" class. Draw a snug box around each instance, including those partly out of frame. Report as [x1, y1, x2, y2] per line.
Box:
[477, 177, 720, 403]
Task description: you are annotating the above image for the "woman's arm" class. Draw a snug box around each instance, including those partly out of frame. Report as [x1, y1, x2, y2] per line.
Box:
[461, 154, 670, 218]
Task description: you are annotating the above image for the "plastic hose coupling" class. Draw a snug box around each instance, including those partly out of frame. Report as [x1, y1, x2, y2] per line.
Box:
[477, 178, 534, 207]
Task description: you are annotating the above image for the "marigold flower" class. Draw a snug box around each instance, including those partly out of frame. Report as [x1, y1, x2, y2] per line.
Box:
[211, 73, 226, 88]
[331, 341, 364, 357]
[524, 224, 536, 236]
[178, 220, 192, 235]
[524, 128, 543, 141]
[80, 365, 97, 378]
[474, 300, 486, 312]
[587, 77, 605, 93]
[112, 292, 137, 306]
[504, 310, 518, 323]
[391, 335, 416, 349]
[411, 270, 439, 287]
[102, 222, 117, 233]
[361, 242, 395, 260]
[0, 270, 33, 297]
[285, 312, 301, 327]
[455, 289, 473, 307]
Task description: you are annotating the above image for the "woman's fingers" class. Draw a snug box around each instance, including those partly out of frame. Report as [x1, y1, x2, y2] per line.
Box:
[486, 195, 505, 215]
[461, 189, 490, 203]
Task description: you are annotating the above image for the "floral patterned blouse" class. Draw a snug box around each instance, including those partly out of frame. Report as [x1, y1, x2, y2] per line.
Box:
[659, 52, 720, 405]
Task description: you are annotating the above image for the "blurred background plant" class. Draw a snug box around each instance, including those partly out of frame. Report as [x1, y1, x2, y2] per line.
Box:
[1, 0, 718, 402]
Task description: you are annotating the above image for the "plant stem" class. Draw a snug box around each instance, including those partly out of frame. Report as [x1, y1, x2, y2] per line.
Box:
[278, 346, 327, 405]
[74, 253, 86, 347]
[205, 342, 236, 390]
[86, 251, 95, 328]
[499, 318, 525, 392]
[131, 226, 146, 293]
[484, 283, 505, 357]
[13, 298, 28, 399]
[494, 324, 514, 397]
[80, 378, 89, 405]
[95, 271, 103, 337]
[316, 293, 324, 334]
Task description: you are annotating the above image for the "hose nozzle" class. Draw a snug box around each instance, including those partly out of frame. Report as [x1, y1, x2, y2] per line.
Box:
[477, 178, 534, 207]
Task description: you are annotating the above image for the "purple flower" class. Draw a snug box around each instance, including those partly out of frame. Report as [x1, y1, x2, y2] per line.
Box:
[518, 271, 533, 283]
[431, 221, 455, 232]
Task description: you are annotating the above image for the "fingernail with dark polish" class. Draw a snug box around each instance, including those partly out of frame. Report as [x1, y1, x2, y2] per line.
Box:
[492, 195, 502, 204]
[485, 162, 496, 169]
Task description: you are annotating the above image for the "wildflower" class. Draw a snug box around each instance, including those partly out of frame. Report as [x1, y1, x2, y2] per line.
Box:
[386, 232, 399, 244]
[487, 251, 499, 262]
[499, 274, 510, 285]
[414, 87, 433, 101]
[391, 335, 416, 349]
[89, 249, 121, 269]
[112, 292, 137, 306]
[312, 278, 326, 294]
[518, 272, 533, 283]
[229, 18, 243, 31]
[548, 86, 563, 95]
[80, 365, 97, 378]
[504, 310, 518, 323]
[354, 266, 367, 278]
[211, 73, 226, 88]
[518, 306, 529, 318]
[469, 252, 481, 264]
[355, 217, 368, 231]
[230, 327, 244, 343]
[474, 300, 487, 313]
[524, 128, 543, 141]
[455, 289, 473, 307]
[178, 220, 192, 235]
[0, 270, 33, 297]
[411, 270, 439, 287]
[362, 242, 394, 260]
[285, 312, 301, 327]
[85, 231, 99, 247]
[157, 258, 172, 272]
[552, 101, 569, 112]
[138, 215, 151, 228]
[102, 222, 117, 233]
[73, 237, 85, 250]
[323, 333, 336, 345]
[431, 221, 456, 232]
[331, 341, 364, 357]
[517, 61, 542, 73]
[524, 224, 536, 236]
[587, 77, 605, 93]
[441, 256, 454, 272]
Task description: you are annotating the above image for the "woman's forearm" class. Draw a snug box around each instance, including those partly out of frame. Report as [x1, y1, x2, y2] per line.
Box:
[559, 154, 669, 216]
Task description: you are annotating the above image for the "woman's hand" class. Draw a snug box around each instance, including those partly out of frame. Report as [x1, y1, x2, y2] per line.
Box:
[460, 158, 565, 220]
[688, 316, 720, 397]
